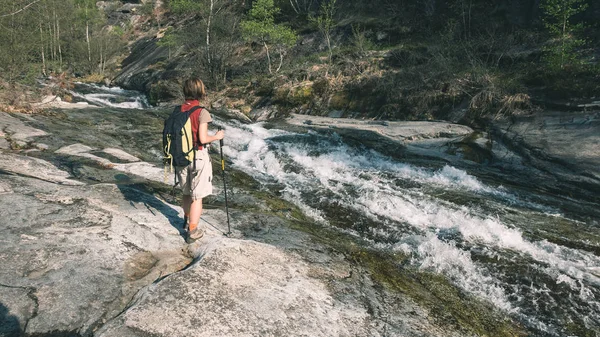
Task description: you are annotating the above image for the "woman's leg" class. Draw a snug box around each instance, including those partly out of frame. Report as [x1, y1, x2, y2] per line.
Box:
[188, 198, 203, 231]
[181, 195, 191, 227]
[181, 195, 191, 215]
[187, 152, 211, 241]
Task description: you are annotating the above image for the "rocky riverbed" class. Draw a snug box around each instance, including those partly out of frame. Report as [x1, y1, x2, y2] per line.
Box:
[1, 101, 599, 336]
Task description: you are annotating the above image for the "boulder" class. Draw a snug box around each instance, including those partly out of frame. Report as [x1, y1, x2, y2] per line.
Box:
[285, 113, 473, 143]
[0, 158, 191, 336]
[0, 152, 84, 185]
[96, 237, 372, 337]
[492, 110, 600, 190]
[0, 112, 47, 145]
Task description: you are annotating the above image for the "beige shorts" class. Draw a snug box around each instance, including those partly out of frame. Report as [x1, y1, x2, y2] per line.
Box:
[175, 148, 213, 200]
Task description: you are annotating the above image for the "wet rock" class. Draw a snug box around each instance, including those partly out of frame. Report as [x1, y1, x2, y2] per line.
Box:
[248, 107, 275, 122]
[0, 107, 527, 337]
[90, 205, 485, 337]
[95, 220, 465, 337]
[112, 38, 170, 93]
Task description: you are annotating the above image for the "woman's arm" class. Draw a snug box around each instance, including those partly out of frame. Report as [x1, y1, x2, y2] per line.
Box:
[199, 122, 224, 144]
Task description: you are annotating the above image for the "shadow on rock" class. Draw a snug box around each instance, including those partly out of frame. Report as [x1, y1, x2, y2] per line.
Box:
[115, 180, 186, 239]
[0, 302, 21, 337]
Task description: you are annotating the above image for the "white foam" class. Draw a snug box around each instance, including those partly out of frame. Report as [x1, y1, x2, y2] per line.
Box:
[430, 165, 487, 190]
[69, 83, 150, 109]
[218, 119, 600, 326]
[416, 234, 515, 312]
[71, 92, 148, 109]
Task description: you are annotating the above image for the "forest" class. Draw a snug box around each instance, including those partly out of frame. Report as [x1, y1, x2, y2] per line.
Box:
[0, 0, 598, 121]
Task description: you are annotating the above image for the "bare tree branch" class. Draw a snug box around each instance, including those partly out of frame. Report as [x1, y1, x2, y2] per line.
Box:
[0, 0, 42, 18]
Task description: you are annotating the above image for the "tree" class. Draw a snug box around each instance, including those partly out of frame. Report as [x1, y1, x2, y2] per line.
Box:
[540, 0, 588, 71]
[170, 0, 229, 66]
[0, 0, 41, 82]
[310, 0, 336, 63]
[287, 0, 315, 15]
[0, 0, 42, 18]
[75, 0, 102, 71]
[170, 0, 237, 88]
[0, 0, 120, 85]
[241, 0, 297, 74]
[157, 27, 178, 60]
[170, 0, 238, 88]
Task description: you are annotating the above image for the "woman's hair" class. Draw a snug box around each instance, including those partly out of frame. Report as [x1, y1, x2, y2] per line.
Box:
[183, 78, 206, 100]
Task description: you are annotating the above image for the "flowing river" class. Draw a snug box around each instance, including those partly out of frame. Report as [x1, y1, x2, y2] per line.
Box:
[220, 120, 600, 336]
[33, 84, 600, 336]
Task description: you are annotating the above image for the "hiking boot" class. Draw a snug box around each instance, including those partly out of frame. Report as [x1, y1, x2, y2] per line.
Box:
[185, 227, 204, 244]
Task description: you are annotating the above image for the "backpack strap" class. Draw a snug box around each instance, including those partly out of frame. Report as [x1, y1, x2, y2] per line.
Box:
[187, 106, 205, 150]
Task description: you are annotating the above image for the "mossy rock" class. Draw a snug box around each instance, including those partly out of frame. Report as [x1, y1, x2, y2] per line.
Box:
[282, 215, 527, 337]
[255, 79, 275, 96]
[328, 92, 351, 110]
[312, 78, 329, 96]
[289, 85, 313, 105]
[347, 246, 526, 337]
[272, 84, 314, 108]
[272, 87, 291, 105]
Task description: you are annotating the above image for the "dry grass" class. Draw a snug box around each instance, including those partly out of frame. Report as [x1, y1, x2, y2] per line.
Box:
[0, 75, 78, 114]
[78, 73, 107, 84]
[0, 81, 42, 114]
[459, 72, 532, 120]
[498, 93, 531, 117]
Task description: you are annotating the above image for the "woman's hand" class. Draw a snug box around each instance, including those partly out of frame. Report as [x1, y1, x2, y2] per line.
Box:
[215, 130, 225, 140]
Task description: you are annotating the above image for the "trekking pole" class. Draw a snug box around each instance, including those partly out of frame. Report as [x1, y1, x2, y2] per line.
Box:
[218, 127, 231, 236]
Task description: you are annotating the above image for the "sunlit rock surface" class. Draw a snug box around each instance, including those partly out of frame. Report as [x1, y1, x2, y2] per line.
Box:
[0, 169, 191, 335]
[97, 236, 372, 337]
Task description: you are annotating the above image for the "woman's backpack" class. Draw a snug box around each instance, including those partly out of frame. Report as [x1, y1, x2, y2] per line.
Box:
[162, 105, 203, 170]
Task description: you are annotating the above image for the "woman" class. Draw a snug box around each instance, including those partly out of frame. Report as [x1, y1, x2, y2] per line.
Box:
[176, 78, 224, 243]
